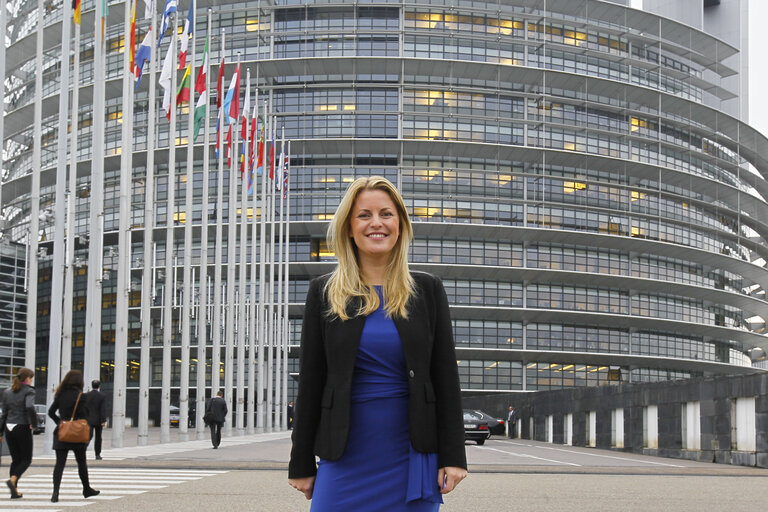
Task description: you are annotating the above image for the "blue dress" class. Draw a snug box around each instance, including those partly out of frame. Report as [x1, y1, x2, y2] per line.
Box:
[311, 288, 443, 511]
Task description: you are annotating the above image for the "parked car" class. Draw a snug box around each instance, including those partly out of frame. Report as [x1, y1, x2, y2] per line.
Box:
[462, 409, 490, 445]
[33, 404, 46, 434]
[169, 405, 180, 427]
[467, 409, 505, 436]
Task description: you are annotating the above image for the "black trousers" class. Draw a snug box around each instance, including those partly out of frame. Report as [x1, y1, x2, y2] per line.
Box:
[5, 424, 33, 479]
[52, 446, 91, 493]
[209, 422, 222, 447]
[88, 425, 103, 456]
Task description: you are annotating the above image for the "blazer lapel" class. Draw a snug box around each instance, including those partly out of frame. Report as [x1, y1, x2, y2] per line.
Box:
[329, 299, 367, 377]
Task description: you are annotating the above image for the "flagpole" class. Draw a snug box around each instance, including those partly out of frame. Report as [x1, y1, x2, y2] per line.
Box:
[274, 130, 285, 430]
[212, 29, 226, 407]
[112, 0, 135, 448]
[236, 69, 251, 436]
[196, 8, 213, 440]
[62, 14, 82, 378]
[160, 9, 179, 445]
[138, 3, 159, 448]
[247, 86, 259, 436]
[224, 53, 242, 437]
[46, 0, 73, 454]
[256, 100, 268, 433]
[180, 0, 197, 441]
[265, 113, 274, 433]
[282, 140, 291, 430]
[84, 0, 107, 391]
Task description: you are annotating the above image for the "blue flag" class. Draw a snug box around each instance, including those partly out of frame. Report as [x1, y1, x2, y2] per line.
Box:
[157, 0, 178, 48]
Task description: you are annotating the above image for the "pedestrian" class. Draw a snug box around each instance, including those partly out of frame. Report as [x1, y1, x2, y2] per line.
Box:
[507, 406, 516, 438]
[0, 367, 37, 499]
[84, 380, 107, 460]
[48, 370, 100, 503]
[205, 390, 227, 449]
[288, 176, 467, 510]
[287, 401, 294, 430]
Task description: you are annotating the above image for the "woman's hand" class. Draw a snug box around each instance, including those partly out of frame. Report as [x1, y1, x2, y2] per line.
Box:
[438, 466, 467, 494]
[288, 476, 316, 500]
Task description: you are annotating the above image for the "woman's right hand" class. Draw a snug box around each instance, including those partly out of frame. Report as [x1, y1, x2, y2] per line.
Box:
[288, 476, 315, 500]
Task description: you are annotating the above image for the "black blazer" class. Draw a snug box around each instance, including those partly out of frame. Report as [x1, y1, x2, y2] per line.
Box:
[206, 396, 228, 424]
[84, 389, 107, 427]
[288, 271, 467, 479]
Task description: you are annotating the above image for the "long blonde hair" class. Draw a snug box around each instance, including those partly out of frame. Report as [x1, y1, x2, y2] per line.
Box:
[325, 176, 415, 320]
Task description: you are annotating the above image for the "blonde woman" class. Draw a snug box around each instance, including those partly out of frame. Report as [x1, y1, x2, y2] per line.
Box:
[288, 176, 467, 510]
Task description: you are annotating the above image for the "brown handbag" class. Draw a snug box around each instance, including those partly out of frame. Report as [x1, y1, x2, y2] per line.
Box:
[58, 392, 90, 444]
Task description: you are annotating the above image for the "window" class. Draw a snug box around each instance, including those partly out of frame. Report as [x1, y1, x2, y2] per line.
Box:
[731, 397, 756, 452]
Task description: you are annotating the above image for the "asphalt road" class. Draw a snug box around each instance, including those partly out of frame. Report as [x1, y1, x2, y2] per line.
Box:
[5, 430, 765, 511]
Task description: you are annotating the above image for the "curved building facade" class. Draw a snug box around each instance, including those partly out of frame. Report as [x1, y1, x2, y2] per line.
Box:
[2, 0, 768, 429]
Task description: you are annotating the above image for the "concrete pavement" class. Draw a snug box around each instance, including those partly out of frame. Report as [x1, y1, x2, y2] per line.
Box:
[10, 428, 766, 511]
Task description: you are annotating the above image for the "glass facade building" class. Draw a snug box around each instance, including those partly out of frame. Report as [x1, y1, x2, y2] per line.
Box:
[2, 0, 767, 421]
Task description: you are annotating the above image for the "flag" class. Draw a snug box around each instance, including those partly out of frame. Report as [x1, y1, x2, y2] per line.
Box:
[269, 129, 276, 179]
[193, 88, 207, 140]
[178, 20, 190, 69]
[195, 30, 209, 95]
[159, 41, 175, 121]
[73, 0, 81, 24]
[158, 0, 178, 48]
[241, 77, 250, 141]
[255, 116, 265, 176]
[240, 76, 250, 176]
[179, 2, 194, 69]
[214, 56, 225, 160]
[226, 126, 233, 167]
[176, 65, 191, 106]
[282, 153, 290, 200]
[193, 30, 209, 141]
[144, 0, 153, 19]
[101, 0, 109, 42]
[134, 29, 153, 89]
[129, 0, 137, 74]
[222, 63, 241, 125]
[248, 108, 256, 182]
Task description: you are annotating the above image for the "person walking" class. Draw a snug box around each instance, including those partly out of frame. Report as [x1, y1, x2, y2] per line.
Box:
[507, 406, 516, 438]
[48, 370, 100, 503]
[84, 380, 107, 460]
[0, 367, 37, 499]
[205, 390, 227, 449]
[288, 176, 467, 510]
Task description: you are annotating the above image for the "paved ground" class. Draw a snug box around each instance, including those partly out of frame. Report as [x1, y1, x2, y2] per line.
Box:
[0, 428, 763, 511]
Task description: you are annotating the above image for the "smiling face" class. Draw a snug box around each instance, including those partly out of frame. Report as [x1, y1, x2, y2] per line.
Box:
[349, 189, 401, 267]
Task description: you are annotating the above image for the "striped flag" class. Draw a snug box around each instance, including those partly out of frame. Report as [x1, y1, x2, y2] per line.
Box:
[282, 153, 290, 200]
[215, 55, 225, 160]
[223, 63, 241, 125]
[158, 0, 178, 48]
[73, 0, 81, 24]
[179, 1, 194, 69]
[134, 29, 153, 89]
[255, 116, 264, 176]
[193, 30, 209, 140]
[176, 65, 191, 106]
[129, 0, 137, 73]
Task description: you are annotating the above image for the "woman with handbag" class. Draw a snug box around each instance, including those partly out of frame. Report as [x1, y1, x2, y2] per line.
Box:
[47, 370, 100, 503]
[0, 367, 37, 499]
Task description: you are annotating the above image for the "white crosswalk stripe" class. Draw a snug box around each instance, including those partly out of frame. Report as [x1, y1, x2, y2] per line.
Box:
[35, 431, 290, 461]
[0, 468, 226, 510]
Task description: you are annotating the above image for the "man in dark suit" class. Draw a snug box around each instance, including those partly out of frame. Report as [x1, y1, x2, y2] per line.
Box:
[205, 390, 227, 449]
[85, 380, 108, 460]
[507, 406, 516, 438]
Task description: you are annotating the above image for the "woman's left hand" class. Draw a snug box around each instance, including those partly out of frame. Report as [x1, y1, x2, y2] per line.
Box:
[438, 466, 467, 494]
